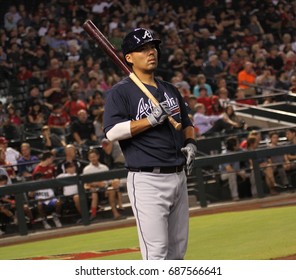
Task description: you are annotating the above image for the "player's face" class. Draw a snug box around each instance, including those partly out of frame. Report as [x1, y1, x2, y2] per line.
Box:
[127, 43, 158, 73]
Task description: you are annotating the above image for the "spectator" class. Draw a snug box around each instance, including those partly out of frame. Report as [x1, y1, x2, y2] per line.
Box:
[41, 125, 66, 157]
[56, 144, 86, 175]
[266, 45, 285, 73]
[174, 81, 192, 104]
[6, 104, 21, 127]
[43, 77, 68, 110]
[46, 57, 70, 85]
[248, 14, 265, 36]
[168, 48, 188, 75]
[17, 142, 39, 181]
[193, 73, 213, 97]
[267, 131, 291, 188]
[202, 54, 227, 89]
[26, 100, 45, 129]
[70, 109, 98, 147]
[71, 19, 84, 34]
[223, 105, 247, 131]
[31, 151, 62, 229]
[284, 128, 296, 171]
[237, 61, 257, 96]
[88, 90, 105, 119]
[47, 103, 71, 137]
[0, 173, 34, 228]
[215, 77, 236, 100]
[90, 106, 105, 143]
[0, 174, 17, 234]
[220, 136, 251, 201]
[0, 137, 19, 174]
[228, 52, 244, 82]
[235, 88, 257, 107]
[240, 130, 261, 150]
[17, 64, 33, 82]
[192, 103, 234, 137]
[56, 161, 81, 222]
[92, 0, 112, 15]
[85, 76, 102, 102]
[206, 95, 224, 116]
[24, 85, 45, 115]
[275, 70, 290, 92]
[100, 138, 125, 170]
[289, 75, 296, 93]
[255, 66, 276, 96]
[5, 103, 22, 140]
[83, 149, 124, 221]
[216, 87, 230, 108]
[246, 136, 279, 196]
[196, 87, 212, 109]
[186, 95, 198, 117]
[63, 89, 87, 121]
[99, 138, 125, 209]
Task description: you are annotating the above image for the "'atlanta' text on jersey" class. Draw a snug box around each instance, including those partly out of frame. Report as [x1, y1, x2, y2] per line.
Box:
[136, 92, 180, 120]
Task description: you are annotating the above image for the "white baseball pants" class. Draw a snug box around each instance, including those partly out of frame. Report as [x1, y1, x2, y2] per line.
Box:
[127, 170, 189, 260]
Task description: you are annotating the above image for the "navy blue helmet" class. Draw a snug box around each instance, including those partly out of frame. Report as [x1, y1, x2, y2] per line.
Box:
[121, 28, 161, 57]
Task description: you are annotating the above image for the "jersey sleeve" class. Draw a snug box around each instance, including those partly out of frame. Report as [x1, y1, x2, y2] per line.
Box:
[103, 86, 131, 134]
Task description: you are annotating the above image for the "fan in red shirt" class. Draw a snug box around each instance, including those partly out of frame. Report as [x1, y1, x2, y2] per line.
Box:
[48, 103, 71, 135]
[196, 87, 212, 110]
[63, 90, 87, 120]
[32, 152, 56, 179]
[206, 95, 225, 116]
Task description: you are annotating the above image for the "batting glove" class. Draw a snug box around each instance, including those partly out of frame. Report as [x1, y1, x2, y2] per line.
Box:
[181, 142, 197, 175]
[147, 101, 172, 127]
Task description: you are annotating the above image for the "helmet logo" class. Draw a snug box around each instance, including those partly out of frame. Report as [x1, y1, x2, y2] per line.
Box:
[142, 30, 152, 39]
[133, 30, 152, 44]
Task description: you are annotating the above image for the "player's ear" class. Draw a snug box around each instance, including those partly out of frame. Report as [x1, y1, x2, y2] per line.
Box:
[125, 54, 133, 64]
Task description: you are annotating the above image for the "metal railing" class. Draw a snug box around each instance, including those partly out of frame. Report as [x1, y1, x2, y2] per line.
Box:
[0, 144, 295, 236]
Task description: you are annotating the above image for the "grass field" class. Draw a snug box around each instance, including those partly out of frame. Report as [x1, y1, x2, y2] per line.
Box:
[1, 206, 296, 260]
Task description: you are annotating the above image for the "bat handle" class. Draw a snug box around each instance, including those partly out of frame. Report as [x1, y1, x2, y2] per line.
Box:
[168, 116, 182, 130]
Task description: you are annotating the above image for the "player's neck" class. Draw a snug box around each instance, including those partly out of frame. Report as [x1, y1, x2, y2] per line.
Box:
[134, 71, 157, 87]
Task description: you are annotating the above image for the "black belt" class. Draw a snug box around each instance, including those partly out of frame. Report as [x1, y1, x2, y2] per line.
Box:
[128, 165, 184, 174]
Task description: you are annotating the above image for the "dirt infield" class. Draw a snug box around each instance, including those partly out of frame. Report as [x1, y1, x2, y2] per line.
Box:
[19, 248, 140, 260]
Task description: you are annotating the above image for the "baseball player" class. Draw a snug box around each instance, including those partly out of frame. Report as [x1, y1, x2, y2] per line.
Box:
[103, 28, 197, 260]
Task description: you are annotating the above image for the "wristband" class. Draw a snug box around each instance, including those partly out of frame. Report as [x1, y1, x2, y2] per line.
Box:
[184, 138, 197, 148]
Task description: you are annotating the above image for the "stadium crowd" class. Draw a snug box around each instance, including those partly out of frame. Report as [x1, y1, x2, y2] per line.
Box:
[1, 0, 296, 234]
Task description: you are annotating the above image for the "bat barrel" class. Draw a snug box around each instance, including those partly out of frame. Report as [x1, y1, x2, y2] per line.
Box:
[83, 20, 131, 76]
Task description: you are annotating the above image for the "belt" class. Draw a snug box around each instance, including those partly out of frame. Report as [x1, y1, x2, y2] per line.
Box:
[128, 165, 184, 174]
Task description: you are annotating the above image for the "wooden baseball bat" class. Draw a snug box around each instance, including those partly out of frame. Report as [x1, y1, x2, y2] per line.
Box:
[83, 20, 182, 131]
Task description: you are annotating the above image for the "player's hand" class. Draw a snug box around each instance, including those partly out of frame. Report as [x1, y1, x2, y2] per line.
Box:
[181, 143, 197, 175]
[147, 101, 172, 127]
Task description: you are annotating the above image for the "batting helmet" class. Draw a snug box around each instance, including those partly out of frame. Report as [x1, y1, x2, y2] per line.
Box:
[121, 28, 161, 57]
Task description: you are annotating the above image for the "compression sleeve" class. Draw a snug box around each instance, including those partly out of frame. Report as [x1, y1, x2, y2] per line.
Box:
[106, 120, 132, 141]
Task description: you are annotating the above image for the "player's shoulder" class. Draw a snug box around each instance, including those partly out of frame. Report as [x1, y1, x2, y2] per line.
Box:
[156, 78, 178, 91]
[107, 77, 133, 92]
